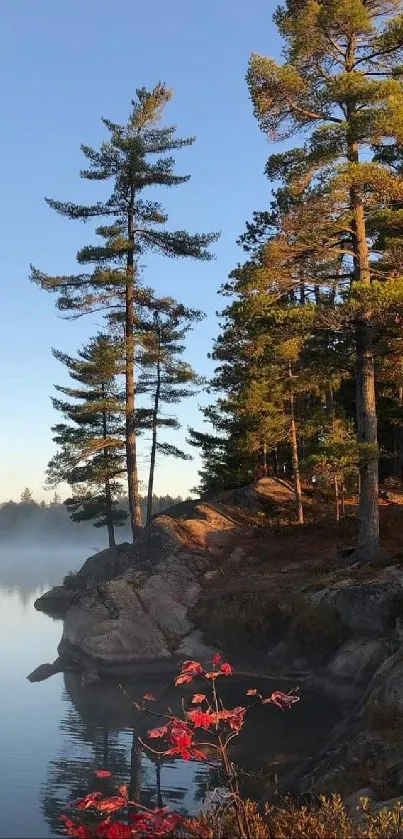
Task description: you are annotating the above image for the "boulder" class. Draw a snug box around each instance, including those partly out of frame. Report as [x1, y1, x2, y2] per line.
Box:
[327, 639, 386, 688]
[367, 649, 403, 708]
[309, 566, 403, 633]
[74, 542, 136, 587]
[34, 586, 76, 617]
[56, 521, 212, 674]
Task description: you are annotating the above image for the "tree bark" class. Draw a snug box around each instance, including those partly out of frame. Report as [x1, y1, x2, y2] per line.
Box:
[126, 186, 142, 538]
[355, 321, 379, 557]
[101, 383, 116, 549]
[334, 474, 340, 523]
[273, 446, 279, 478]
[146, 326, 161, 528]
[346, 69, 379, 559]
[262, 441, 268, 477]
[288, 363, 304, 524]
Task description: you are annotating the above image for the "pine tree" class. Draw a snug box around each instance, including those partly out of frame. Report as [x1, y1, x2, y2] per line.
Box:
[46, 333, 127, 547]
[31, 84, 218, 540]
[137, 302, 202, 526]
[247, 0, 403, 559]
[20, 487, 34, 504]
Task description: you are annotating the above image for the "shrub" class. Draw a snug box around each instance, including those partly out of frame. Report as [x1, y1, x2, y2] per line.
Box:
[201, 795, 403, 839]
[289, 603, 347, 660]
[62, 571, 80, 589]
[365, 698, 403, 739]
[191, 591, 296, 649]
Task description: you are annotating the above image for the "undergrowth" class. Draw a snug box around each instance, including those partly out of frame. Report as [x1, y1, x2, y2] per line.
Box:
[192, 591, 347, 661]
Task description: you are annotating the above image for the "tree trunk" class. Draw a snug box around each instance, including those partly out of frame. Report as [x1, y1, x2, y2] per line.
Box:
[146, 328, 161, 528]
[350, 168, 379, 557]
[273, 447, 279, 478]
[334, 474, 340, 523]
[126, 187, 142, 538]
[128, 731, 142, 824]
[101, 384, 116, 549]
[262, 442, 268, 477]
[346, 81, 379, 559]
[155, 759, 163, 808]
[288, 363, 304, 524]
[355, 321, 379, 558]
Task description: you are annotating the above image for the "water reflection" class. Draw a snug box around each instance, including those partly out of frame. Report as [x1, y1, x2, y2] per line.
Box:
[41, 672, 212, 836]
[0, 548, 90, 604]
[0, 569, 344, 838]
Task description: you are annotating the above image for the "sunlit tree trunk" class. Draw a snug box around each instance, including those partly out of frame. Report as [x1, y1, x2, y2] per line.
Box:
[288, 363, 304, 524]
[146, 327, 161, 528]
[126, 187, 142, 538]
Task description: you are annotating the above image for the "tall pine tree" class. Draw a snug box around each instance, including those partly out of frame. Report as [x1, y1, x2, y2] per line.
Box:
[31, 84, 218, 539]
[247, 0, 403, 559]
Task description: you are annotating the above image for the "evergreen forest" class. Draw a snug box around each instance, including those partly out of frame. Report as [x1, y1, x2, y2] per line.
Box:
[32, 0, 403, 561]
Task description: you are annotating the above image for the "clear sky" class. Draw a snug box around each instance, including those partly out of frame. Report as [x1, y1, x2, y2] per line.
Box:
[0, 0, 280, 502]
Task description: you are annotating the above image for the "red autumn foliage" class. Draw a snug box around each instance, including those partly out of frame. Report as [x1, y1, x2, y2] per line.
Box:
[186, 707, 216, 729]
[147, 725, 168, 739]
[173, 671, 194, 686]
[60, 652, 300, 839]
[192, 692, 207, 703]
[263, 690, 300, 711]
[72, 792, 103, 811]
[212, 652, 222, 667]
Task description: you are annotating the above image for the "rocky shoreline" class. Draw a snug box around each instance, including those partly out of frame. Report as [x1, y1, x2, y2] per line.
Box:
[28, 479, 403, 805]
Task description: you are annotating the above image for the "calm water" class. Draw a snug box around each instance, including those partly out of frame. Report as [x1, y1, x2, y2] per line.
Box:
[0, 552, 343, 838]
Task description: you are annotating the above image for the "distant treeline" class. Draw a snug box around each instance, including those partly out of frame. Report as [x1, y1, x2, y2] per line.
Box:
[0, 495, 187, 547]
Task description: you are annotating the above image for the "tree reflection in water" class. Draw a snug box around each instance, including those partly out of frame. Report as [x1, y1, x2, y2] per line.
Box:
[40, 671, 213, 835]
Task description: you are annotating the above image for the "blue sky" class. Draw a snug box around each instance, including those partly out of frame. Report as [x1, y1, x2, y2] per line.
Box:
[0, 0, 280, 502]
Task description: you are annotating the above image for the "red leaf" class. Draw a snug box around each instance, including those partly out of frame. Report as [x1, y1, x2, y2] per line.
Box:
[186, 708, 215, 729]
[262, 690, 300, 711]
[182, 660, 203, 675]
[60, 821, 91, 839]
[192, 693, 207, 704]
[95, 822, 133, 838]
[97, 795, 126, 813]
[174, 672, 194, 686]
[220, 662, 232, 675]
[246, 688, 258, 696]
[71, 792, 103, 810]
[212, 652, 222, 668]
[205, 671, 220, 680]
[143, 692, 156, 701]
[148, 725, 168, 739]
[217, 706, 246, 732]
[95, 770, 112, 779]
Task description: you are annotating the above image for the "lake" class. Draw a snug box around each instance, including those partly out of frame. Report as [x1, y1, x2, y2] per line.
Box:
[0, 551, 343, 838]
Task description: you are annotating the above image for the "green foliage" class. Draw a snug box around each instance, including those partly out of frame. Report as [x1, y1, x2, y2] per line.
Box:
[289, 603, 347, 659]
[193, 587, 345, 660]
[192, 590, 293, 649]
[20, 487, 34, 504]
[31, 84, 218, 536]
[47, 333, 127, 543]
[365, 698, 403, 740]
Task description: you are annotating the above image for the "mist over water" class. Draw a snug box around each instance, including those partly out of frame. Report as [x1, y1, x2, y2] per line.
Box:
[0, 547, 101, 601]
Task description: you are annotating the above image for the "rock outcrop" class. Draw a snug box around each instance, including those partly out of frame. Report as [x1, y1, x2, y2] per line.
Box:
[32, 483, 260, 678]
